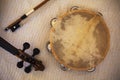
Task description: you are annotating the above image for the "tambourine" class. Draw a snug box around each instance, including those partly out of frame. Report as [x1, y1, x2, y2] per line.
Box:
[47, 6, 110, 72]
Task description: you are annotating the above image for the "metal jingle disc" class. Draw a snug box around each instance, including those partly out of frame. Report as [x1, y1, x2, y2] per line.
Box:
[46, 41, 52, 53]
[87, 67, 96, 72]
[70, 6, 79, 11]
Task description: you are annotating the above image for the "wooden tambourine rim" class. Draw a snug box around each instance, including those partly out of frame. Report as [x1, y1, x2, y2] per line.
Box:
[50, 9, 110, 70]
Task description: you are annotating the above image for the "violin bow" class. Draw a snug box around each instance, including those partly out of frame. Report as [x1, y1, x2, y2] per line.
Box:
[5, 0, 50, 32]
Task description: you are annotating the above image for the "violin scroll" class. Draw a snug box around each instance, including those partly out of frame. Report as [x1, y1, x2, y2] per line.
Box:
[33, 60, 45, 71]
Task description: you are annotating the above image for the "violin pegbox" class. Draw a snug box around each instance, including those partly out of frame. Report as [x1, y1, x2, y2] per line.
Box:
[17, 42, 30, 68]
[17, 42, 41, 73]
[24, 48, 40, 73]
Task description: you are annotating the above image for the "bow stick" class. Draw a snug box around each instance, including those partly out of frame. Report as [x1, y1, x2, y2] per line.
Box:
[5, 0, 50, 32]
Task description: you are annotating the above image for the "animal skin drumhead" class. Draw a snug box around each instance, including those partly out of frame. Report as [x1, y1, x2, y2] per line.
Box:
[50, 9, 110, 70]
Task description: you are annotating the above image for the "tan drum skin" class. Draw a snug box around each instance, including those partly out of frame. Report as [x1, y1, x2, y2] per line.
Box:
[49, 8, 110, 71]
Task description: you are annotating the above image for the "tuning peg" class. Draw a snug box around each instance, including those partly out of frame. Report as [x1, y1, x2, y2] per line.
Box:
[17, 42, 30, 68]
[24, 64, 32, 73]
[32, 48, 40, 57]
[24, 48, 40, 73]
[23, 42, 30, 51]
[17, 61, 24, 68]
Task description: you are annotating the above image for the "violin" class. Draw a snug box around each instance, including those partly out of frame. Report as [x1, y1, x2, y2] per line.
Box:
[0, 37, 45, 73]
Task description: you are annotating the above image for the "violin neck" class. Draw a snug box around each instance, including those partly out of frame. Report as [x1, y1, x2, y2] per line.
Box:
[0, 37, 39, 65]
[0, 37, 19, 55]
[0, 37, 32, 63]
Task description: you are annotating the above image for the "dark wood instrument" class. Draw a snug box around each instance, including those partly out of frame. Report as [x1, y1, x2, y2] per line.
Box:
[0, 37, 45, 73]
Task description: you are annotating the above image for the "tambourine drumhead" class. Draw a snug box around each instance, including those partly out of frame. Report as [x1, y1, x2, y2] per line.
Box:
[50, 9, 110, 70]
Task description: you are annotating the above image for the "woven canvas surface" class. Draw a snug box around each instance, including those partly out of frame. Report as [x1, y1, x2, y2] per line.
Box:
[0, 0, 120, 80]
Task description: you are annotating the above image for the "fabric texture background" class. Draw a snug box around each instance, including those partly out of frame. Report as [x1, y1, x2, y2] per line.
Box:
[0, 0, 120, 80]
